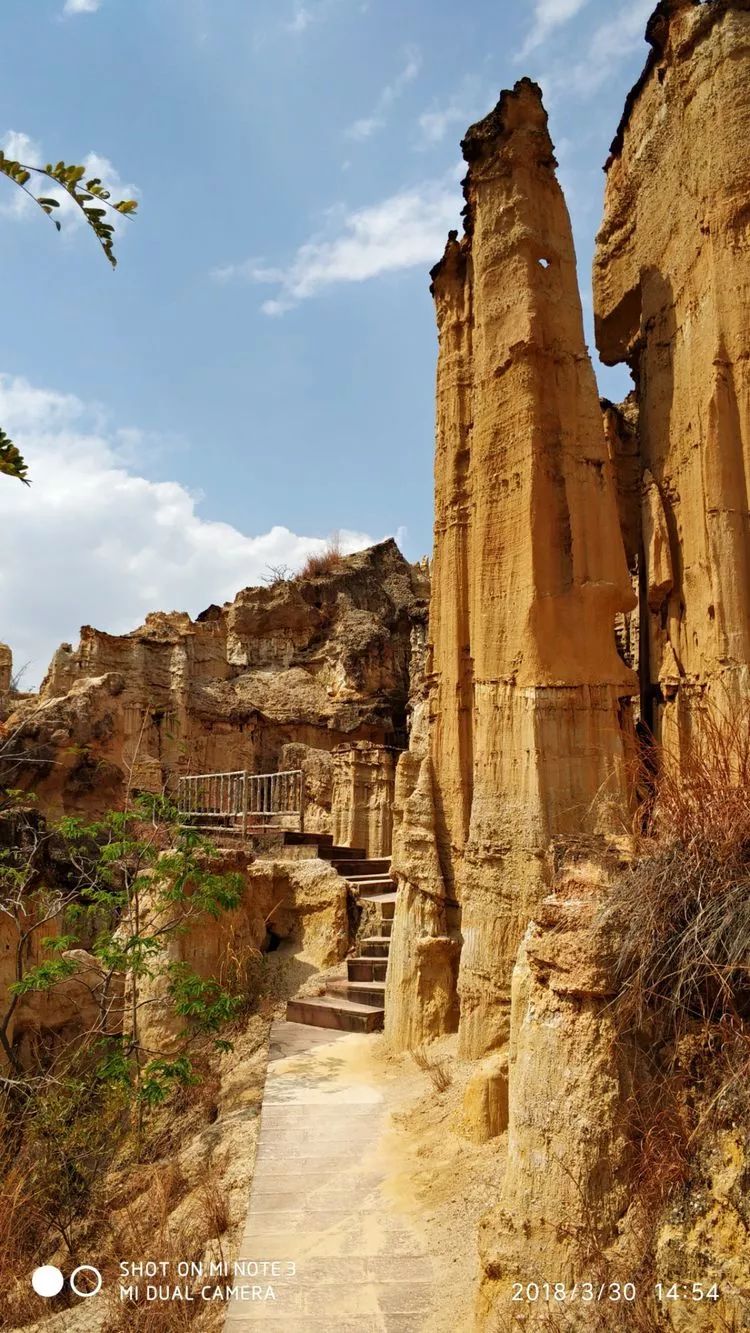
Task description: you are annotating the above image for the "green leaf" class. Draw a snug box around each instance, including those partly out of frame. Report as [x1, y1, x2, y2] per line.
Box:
[11, 957, 77, 996]
[0, 428, 30, 484]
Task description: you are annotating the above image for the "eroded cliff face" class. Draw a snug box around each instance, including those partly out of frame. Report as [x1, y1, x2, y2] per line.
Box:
[0, 644, 11, 696]
[477, 846, 637, 1321]
[594, 0, 750, 756]
[386, 79, 636, 1059]
[1, 540, 428, 819]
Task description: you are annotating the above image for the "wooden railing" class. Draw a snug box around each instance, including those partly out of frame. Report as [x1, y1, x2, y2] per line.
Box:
[176, 768, 304, 835]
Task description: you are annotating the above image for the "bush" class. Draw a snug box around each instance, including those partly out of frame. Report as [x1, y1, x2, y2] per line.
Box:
[298, 533, 345, 580]
[604, 697, 750, 1038]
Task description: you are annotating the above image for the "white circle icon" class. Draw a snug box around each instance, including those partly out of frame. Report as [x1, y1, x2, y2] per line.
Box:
[31, 1266, 64, 1298]
[70, 1265, 103, 1298]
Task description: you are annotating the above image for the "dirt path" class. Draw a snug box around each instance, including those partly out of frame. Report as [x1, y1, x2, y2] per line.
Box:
[224, 1021, 434, 1332]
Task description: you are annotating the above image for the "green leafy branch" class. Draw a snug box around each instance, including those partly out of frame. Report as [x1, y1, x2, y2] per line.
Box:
[0, 429, 30, 485]
[0, 152, 138, 267]
[0, 151, 138, 484]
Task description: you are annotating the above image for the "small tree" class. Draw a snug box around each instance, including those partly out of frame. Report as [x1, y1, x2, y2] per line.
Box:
[0, 796, 246, 1110]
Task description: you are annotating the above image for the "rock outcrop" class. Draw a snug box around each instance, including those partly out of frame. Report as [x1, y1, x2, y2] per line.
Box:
[477, 847, 636, 1321]
[0, 643, 11, 696]
[594, 0, 750, 755]
[331, 742, 396, 856]
[136, 852, 350, 1053]
[1, 541, 428, 819]
[386, 79, 637, 1059]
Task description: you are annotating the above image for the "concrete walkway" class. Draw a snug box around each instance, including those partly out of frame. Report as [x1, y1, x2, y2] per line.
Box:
[224, 1021, 433, 1332]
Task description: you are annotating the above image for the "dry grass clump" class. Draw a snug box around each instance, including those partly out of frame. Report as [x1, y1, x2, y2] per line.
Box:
[298, 533, 345, 580]
[102, 1176, 207, 1332]
[413, 1044, 453, 1093]
[604, 699, 750, 1039]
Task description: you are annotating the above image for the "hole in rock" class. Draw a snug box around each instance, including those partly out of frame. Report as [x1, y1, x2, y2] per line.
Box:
[538, 257, 551, 268]
[264, 928, 283, 953]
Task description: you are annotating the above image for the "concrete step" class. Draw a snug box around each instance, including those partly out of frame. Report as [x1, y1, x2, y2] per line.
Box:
[286, 995, 383, 1033]
[283, 831, 333, 848]
[331, 858, 391, 876]
[347, 875, 396, 889]
[361, 936, 390, 958]
[347, 956, 388, 982]
[346, 980, 387, 1008]
[329, 979, 386, 1009]
[318, 845, 367, 862]
[360, 891, 397, 919]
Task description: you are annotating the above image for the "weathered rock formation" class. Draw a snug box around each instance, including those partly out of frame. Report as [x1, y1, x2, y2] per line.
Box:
[386, 79, 637, 1058]
[135, 852, 350, 1053]
[1, 540, 428, 819]
[477, 847, 636, 1320]
[331, 741, 396, 856]
[0, 820, 350, 1073]
[595, 0, 750, 756]
[0, 643, 11, 696]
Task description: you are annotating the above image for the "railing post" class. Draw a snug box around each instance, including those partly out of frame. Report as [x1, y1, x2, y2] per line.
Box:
[242, 770, 248, 838]
[299, 770, 305, 834]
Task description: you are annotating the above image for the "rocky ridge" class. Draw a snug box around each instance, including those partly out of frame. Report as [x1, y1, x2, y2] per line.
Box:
[0, 539, 428, 820]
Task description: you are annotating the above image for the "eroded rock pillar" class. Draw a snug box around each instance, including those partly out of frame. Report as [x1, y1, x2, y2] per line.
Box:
[478, 849, 636, 1325]
[450, 81, 637, 1058]
[594, 0, 750, 755]
[388, 79, 637, 1057]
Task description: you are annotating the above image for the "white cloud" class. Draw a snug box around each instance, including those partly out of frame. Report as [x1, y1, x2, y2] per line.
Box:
[0, 133, 42, 219]
[63, 0, 101, 13]
[347, 116, 384, 143]
[283, 0, 343, 35]
[418, 102, 468, 145]
[0, 376, 373, 686]
[538, 0, 653, 101]
[286, 4, 313, 33]
[0, 130, 137, 248]
[345, 47, 421, 142]
[416, 74, 496, 147]
[588, 0, 653, 69]
[518, 0, 591, 58]
[214, 172, 461, 313]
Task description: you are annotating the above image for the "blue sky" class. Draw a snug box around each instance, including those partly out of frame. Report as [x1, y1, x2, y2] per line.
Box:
[0, 0, 655, 682]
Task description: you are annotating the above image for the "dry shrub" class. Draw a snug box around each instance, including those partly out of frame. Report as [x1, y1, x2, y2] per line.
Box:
[218, 936, 264, 1019]
[0, 1141, 49, 1327]
[298, 532, 344, 581]
[626, 1072, 692, 1214]
[197, 1169, 230, 1240]
[412, 1044, 453, 1093]
[103, 1176, 205, 1332]
[593, 697, 750, 1297]
[0, 1075, 126, 1327]
[605, 696, 750, 1039]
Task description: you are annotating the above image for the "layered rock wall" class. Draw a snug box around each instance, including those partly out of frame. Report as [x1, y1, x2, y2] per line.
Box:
[331, 742, 396, 857]
[594, 0, 750, 754]
[387, 80, 637, 1058]
[1, 541, 428, 819]
[0, 643, 11, 696]
[477, 848, 636, 1321]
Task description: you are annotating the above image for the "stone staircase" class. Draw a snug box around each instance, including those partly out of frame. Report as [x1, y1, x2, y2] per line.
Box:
[284, 832, 395, 1034]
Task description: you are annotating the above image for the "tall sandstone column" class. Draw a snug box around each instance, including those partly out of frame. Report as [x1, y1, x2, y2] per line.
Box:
[594, 0, 750, 758]
[386, 79, 637, 1057]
